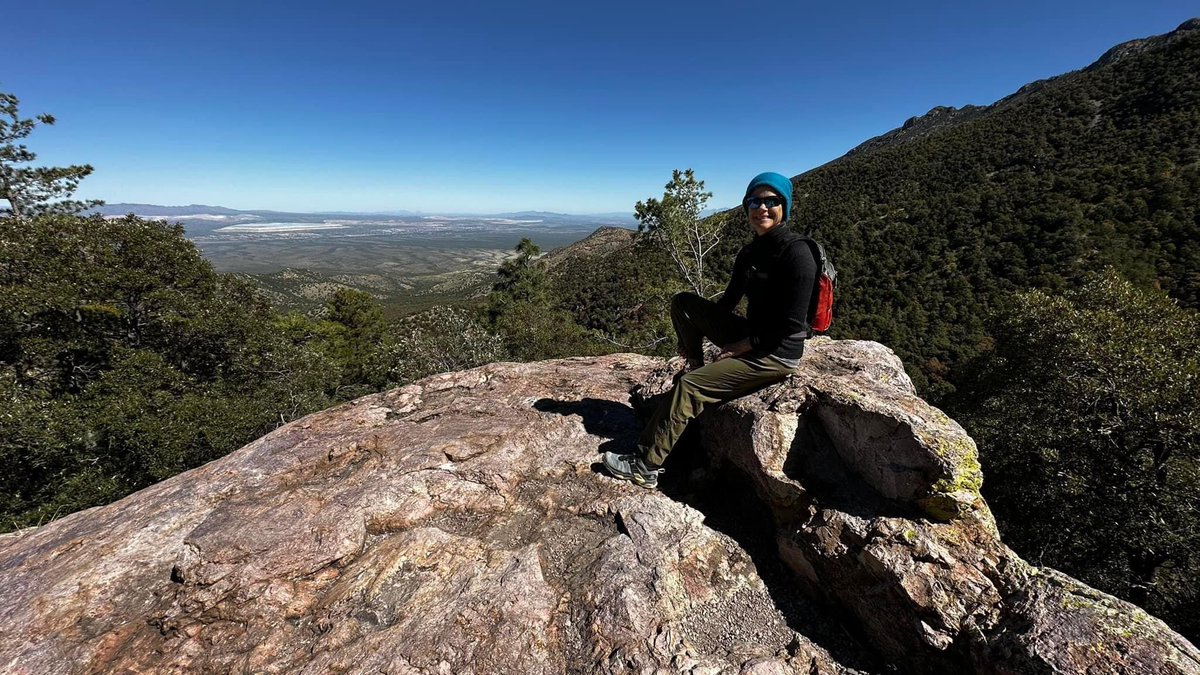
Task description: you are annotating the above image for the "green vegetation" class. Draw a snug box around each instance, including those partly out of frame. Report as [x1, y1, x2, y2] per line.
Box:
[485, 237, 612, 360]
[554, 236, 678, 352]
[0, 214, 331, 524]
[789, 25, 1200, 397]
[382, 305, 504, 384]
[956, 274, 1199, 638]
[635, 169, 723, 297]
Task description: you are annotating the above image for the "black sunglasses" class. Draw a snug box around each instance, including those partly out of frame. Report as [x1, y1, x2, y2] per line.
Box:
[745, 196, 784, 209]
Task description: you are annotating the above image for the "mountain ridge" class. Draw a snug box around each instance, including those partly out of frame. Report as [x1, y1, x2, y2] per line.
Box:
[837, 17, 1199, 161]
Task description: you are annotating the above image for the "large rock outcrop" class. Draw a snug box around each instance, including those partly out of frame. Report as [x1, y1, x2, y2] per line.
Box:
[0, 340, 1196, 674]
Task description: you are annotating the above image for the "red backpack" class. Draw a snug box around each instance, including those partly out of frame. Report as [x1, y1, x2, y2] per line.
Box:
[802, 237, 836, 336]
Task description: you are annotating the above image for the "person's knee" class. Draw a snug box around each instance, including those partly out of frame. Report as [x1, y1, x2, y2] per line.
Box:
[677, 371, 707, 398]
[672, 291, 701, 314]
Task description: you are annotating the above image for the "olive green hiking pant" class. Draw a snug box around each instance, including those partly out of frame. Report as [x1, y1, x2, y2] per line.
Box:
[638, 293, 798, 467]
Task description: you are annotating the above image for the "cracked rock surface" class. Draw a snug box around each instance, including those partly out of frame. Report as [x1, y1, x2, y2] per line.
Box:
[1, 340, 1197, 674]
[0, 354, 862, 674]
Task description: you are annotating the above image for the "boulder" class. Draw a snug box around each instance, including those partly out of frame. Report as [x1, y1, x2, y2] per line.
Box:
[638, 338, 1199, 674]
[0, 340, 1196, 674]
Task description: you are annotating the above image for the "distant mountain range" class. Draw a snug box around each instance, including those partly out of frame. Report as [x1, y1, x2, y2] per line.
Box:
[91, 203, 635, 224]
[91, 203, 246, 217]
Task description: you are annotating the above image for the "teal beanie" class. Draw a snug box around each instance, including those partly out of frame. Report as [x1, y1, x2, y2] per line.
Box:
[743, 172, 793, 219]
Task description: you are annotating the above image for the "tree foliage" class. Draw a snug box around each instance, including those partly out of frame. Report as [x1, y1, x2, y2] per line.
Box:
[553, 237, 678, 353]
[955, 272, 1200, 638]
[0, 92, 101, 219]
[486, 238, 597, 360]
[635, 169, 721, 297]
[316, 288, 389, 396]
[381, 306, 504, 384]
[0, 214, 338, 526]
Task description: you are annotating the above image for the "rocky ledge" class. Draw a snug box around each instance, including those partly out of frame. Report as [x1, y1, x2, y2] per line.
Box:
[0, 340, 1197, 674]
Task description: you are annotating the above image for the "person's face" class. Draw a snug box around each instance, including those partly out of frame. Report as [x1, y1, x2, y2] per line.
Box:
[746, 186, 785, 236]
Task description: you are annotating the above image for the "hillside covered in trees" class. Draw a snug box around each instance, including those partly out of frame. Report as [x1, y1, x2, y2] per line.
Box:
[796, 18, 1200, 396]
[789, 23, 1200, 636]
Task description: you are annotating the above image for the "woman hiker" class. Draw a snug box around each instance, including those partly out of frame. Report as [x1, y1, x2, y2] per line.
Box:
[602, 171, 818, 489]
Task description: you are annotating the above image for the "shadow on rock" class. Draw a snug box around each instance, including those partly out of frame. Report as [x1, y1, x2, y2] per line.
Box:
[541, 388, 887, 670]
[657, 437, 887, 673]
[534, 397, 642, 455]
[783, 414, 917, 521]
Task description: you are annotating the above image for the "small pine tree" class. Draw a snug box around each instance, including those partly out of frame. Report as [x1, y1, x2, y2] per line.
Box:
[635, 169, 720, 297]
[0, 91, 102, 219]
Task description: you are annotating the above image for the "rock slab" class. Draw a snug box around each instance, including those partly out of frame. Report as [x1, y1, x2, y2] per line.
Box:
[1, 340, 1197, 674]
[0, 355, 852, 674]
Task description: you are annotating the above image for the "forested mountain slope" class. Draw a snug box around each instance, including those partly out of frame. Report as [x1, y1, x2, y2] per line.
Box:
[782, 18, 1200, 396]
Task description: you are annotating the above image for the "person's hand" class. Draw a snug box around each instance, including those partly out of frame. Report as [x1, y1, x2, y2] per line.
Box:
[717, 339, 751, 360]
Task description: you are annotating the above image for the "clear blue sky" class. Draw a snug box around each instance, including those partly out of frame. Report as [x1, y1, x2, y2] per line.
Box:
[5, 1, 1194, 214]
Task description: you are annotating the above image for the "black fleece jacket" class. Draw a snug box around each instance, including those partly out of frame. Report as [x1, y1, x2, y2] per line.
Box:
[716, 225, 817, 360]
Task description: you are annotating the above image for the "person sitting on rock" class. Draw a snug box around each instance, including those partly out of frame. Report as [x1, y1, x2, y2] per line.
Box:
[602, 171, 818, 489]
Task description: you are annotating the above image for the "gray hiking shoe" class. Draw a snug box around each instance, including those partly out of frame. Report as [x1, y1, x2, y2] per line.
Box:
[602, 451, 663, 489]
